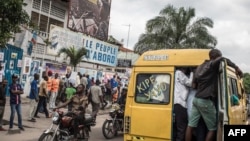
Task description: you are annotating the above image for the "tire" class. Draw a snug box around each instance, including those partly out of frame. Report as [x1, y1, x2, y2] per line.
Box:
[38, 132, 56, 141]
[102, 119, 117, 139]
[79, 127, 89, 141]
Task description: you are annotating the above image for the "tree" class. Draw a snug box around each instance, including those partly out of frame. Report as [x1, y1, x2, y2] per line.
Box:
[0, 0, 30, 48]
[57, 46, 88, 71]
[134, 4, 217, 55]
[243, 73, 250, 94]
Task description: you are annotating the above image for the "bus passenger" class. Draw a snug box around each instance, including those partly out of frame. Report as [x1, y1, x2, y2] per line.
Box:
[173, 67, 193, 141]
[185, 49, 243, 141]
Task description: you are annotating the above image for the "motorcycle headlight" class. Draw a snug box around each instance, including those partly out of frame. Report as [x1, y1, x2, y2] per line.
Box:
[109, 110, 116, 118]
[52, 112, 59, 124]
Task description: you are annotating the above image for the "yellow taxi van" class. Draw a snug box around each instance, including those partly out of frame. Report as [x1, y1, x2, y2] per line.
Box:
[123, 49, 248, 141]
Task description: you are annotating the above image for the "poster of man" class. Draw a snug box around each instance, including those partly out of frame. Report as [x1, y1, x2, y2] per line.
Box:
[23, 57, 31, 74]
[68, 0, 111, 41]
[0, 52, 4, 61]
[29, 60, 40, 76]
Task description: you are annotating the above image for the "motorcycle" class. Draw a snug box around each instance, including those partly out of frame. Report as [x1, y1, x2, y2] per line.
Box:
[38, 110, 95, 141]
[102, 103, 124, 139]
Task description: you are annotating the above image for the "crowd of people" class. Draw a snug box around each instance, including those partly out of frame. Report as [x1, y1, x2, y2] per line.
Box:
[0, 64, 127, 138]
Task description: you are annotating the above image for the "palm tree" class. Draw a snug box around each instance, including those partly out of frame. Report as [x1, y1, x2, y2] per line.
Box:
[134, 4, 217, 55]
[57, 46, 87, 71]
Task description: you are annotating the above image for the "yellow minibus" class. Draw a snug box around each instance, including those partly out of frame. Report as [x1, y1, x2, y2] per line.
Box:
[124, 49, 248, 141]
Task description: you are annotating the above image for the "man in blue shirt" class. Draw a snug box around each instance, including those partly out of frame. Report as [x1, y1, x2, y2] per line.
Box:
[28, 73, 39, 122]
[110, 75, 117, 89]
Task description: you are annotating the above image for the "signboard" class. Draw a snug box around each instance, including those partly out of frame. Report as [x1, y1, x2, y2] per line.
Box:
[48, 25, 118, 67]
[68, 0, 111, 41]
[117, 59, 132, 67]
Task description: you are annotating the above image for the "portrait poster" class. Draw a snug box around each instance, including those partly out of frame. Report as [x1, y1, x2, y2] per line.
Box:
[1, 62, 5, 71]
[23, 57, 32, 74]
[29, 60, 40, 76]
[9, 60, 14, 69]
[0, 52, 4, 61]
[17, 59, 22, 68]
[68, 0, 111, 41]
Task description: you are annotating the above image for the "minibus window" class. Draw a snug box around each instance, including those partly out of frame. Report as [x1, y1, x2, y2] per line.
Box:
[228, 77, 240, 106]
[135, 74, 170, 104]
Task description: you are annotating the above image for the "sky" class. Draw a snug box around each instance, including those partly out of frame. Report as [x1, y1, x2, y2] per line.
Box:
[108, 0, 250, 73]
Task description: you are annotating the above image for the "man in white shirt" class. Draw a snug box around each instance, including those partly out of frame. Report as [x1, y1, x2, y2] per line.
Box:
[80, 74, 88, 91]
[173, 67, 193, 141]
[88, 79, 103, 122]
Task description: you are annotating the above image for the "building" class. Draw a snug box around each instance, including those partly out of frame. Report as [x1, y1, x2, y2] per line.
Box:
[10, 0, 139, 89]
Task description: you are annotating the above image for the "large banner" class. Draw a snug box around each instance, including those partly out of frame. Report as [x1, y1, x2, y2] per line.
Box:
[48, 25, 118, 67]
[68, 0, 111, 41]
[45, 62, 68, 76]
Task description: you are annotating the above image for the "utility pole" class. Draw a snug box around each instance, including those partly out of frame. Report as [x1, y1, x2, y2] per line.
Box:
[123, 24, 131, 59]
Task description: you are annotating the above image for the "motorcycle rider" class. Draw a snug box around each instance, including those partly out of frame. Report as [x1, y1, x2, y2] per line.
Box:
[54, 84, 88, 140]
[117, 87, 127, 109]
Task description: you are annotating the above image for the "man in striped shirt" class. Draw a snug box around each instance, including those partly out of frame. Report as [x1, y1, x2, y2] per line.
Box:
[9, 74, 24, 131]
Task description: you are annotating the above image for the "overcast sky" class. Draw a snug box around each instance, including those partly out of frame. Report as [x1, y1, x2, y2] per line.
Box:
[108, 0, 250, 73]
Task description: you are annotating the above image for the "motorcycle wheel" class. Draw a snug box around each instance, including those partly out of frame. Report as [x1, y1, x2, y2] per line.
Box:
[38, 132, 57, 141]
[78, 127, 89, 141]
[102, 120, 117, 139]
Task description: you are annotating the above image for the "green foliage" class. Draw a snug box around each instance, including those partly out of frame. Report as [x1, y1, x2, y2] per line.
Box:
[57, 46, 88, 71]
[0, 0, 30, 48]
[134, 4, 217, 55]
[243, 73, 250, 94]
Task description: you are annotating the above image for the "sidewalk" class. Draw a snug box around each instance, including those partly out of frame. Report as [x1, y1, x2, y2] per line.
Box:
[19, 96, 112, 115]
[2, 96, 111, 130]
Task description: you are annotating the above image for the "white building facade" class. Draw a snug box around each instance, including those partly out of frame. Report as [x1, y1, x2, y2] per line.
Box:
[11, 0, 139, 91]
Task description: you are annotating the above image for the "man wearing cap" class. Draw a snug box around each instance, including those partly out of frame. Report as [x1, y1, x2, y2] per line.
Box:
[9, 74, 24, 131]
[0, 64, 7, 131]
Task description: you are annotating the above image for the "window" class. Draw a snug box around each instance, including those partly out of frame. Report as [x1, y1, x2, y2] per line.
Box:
[33, 0, 66, 19]
[135, 74, 170, 104]
[31, 12, 64, 32]
[228, 77, 240, 106]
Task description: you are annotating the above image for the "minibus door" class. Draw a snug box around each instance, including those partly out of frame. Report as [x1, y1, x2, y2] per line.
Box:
[127, 67, 173, 140]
